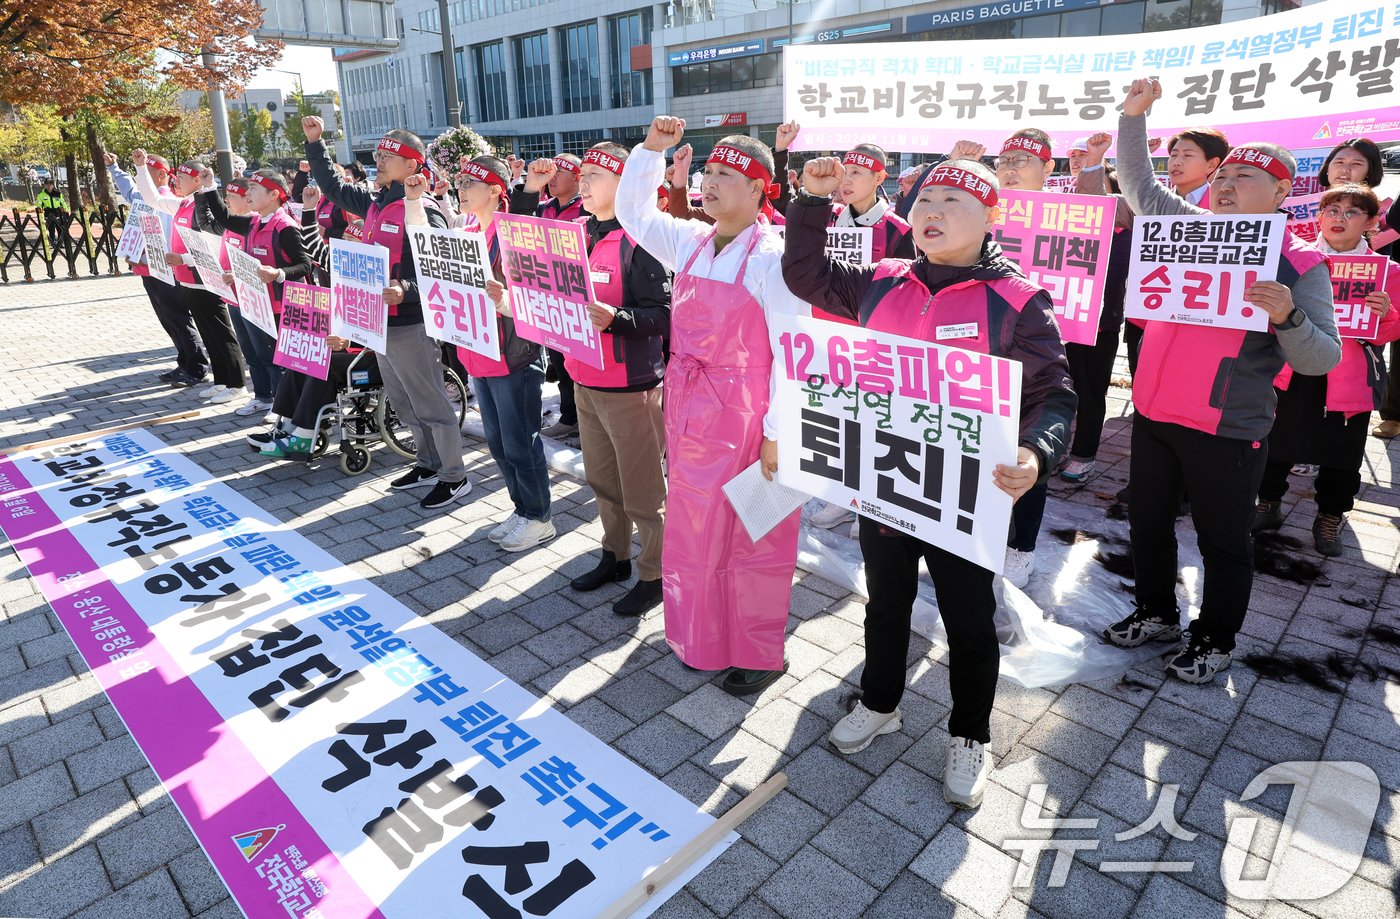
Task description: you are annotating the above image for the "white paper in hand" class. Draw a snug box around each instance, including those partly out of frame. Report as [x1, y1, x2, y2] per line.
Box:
[722, 461, 808, 543]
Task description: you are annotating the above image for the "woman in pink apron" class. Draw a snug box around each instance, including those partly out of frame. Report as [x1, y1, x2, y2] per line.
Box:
[615, 116, 811, 695]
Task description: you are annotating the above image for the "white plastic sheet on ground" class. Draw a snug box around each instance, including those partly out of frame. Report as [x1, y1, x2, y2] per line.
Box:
[462, 387, 1203, 689]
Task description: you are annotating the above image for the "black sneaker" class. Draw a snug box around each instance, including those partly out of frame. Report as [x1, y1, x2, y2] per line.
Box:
[1102, 603, 1183, 648]
[158, 368, 181, 382]
[571, 552, 631, 592]
[420, 478, 472, 509]
[613, 578, 663, 616]
[169, 369, 205, 387]
[1313, 513, 1345, 557]
[1252, 499, 1284, 533]
[245, 427, 281, 450]
[390, 466, 439, 490]
[1166, 632, 1232, 683]
[720, 660, 788, 696]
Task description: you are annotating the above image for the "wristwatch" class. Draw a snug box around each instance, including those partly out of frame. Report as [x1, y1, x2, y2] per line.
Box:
[1272, 307, 1305, 330]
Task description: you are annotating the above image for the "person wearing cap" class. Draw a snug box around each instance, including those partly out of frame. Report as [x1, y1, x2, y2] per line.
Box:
[1066, 138, 1091, 179]
[105, 151, 210, 387]
[616, 116, 812, 696]
[132, 150, 247, 404]
[782, 156, 1074, 809]
[37, 178, 68, 248]
[1100, 78, 1340, 684]
[200, 168, 314, 434]
[554, 143, 672, 616]
[301, 116, 473, 512]
[895, 165, 922, 209]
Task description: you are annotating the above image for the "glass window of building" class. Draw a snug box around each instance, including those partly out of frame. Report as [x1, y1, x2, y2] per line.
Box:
[672, 52, 780, 97]
[454, 49, 472, 122]
[515, 32, 553, 119]
[474, 41, 509, 122]
[560, 130, 595, 156]
[561, 21, 601, 113]
[608, 10, 654, 109]
[1145, 0, 1192, 31]
[1102, 1, 1146, 33]
[517, 132, 555, 159]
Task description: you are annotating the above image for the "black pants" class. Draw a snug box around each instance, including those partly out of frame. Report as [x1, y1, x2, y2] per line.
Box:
[272, 351, 373, 430]
[1382, 341, 1400, 422]
[1129, 415, 1266, 651]
[1258, 411, 1369, 516]
[183, 287, 244, 388]
[1008, 480, 1047, 552]
[144, 276, 207, 377]
[1066, 323, 1121, 458]
[547, 348, 577, 425]
[1124, 322, 1144, 379]
[858, 517, 999, 744]
[441, 343, 470, 390]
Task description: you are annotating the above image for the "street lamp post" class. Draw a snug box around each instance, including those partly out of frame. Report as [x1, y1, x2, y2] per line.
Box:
[434, 1, 463, 127]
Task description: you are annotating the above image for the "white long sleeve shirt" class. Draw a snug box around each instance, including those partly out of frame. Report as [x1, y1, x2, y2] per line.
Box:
[615, 144, 810, 439]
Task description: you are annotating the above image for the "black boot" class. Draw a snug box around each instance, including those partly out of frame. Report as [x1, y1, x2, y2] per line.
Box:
[720, 660, 789, 696]
[613, 578, 663, 616]
[570, 552, 631, 592]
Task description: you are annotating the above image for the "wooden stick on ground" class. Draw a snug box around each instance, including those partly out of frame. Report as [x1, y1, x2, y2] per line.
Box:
[0, 411, 201, 457]
[597, 772, 789, 919]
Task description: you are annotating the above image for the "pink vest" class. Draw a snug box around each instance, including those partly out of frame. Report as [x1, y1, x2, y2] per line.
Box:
[245, 210, 296, 312]
[865, 260, 1040, 353]
[169, 198, 200, 287]
[830, 205, 912, 262]
[564, 226, 659, 389]
[364, 197, 407, 315]
[316, 197, 335, 236]
[541, 196, 584, 222]
[1274, 259, 1400, 416]
[1133, 230, 1329, 438]
[461, 221, 512, 379]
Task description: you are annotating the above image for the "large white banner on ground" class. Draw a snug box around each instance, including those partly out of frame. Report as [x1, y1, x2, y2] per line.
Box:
[0, 429, 729, 919]
[784, 0, 1400, 153]
[770, 314, 1022, 574]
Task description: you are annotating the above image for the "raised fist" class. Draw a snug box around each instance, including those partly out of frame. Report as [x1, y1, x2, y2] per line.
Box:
[644, 116, 686, 153]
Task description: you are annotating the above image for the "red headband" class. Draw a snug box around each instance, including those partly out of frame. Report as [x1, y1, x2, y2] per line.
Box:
[461, 161, 508, 192]
[377, 137, 425, 165]
[147, 156, 171, 174]
[225, 182, 248, 197]
[707, 145, 780, 201]
[582, 149, 625, 176]
[249, 174, 288, 202]
[1222, 146, 1291, 181]
[1000, 136, 1052, 163]
[843, 151, 886, 173]
[176, 164, 202, 179]
[920, 165, 999, 207]
[553, 156, 581, 176]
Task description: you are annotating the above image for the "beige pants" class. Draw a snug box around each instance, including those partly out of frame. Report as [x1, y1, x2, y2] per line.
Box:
[575, 385, 667, 581]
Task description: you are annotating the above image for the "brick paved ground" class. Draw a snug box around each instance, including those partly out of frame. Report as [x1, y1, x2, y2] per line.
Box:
[1, 274, 1398, 919]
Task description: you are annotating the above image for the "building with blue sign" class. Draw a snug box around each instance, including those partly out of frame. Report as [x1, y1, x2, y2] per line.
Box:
[336, 0, 1304, 163]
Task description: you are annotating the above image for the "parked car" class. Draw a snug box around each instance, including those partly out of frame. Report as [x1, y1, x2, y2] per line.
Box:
[1382, 146, 1400, 169]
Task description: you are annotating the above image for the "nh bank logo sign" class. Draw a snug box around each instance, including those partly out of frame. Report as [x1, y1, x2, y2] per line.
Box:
[1002, 761, 1380, 900]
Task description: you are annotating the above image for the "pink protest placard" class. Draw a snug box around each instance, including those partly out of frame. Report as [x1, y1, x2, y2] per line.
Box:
[1124, 213, 1285, 332]
[1283, 192, 1322, 244]
[406, 224, 500, 361]
[329, 237, 389, 353]
[1330, 254, 1388, 340]
[275, 282, 333, 379]
[495, 213, 605, 371]
[992, 189, 1116, 346]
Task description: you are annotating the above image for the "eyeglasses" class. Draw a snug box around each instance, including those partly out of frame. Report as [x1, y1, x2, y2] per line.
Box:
[995, 155, 1035, 170]
[1320, 207, 1366, 221]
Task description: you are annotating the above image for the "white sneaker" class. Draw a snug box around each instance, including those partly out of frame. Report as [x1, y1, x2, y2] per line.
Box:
[499, 517, 556, 552]
[263, 410, 281, 424]
[1060, 457, 1096, 483]
[1291, 463, 1319, 477]
[198, 384, 223, 399]
[943, 737, 992, 809]
[1003, 547, 1035, 589]
[234, 399, 265, 416]
[808, 500, 855, 530]
[830, 702, 902, 755]
[488, 513, 522, 543]
[209, 386, 246, 404]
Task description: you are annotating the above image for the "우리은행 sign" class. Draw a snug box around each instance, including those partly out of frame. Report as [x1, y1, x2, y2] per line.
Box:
[0, 428, 732, 919]
[275, 282, 333, 379]
[407, 224, 501, 361]
[1124, 213, 1285, 332]
[329, 238, 390, 354]
[495, 213, 605, 371]
[770, 313, 1022, 573]
[992, 189, 1116, 346]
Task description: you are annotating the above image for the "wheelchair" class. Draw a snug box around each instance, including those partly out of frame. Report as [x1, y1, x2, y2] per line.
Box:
[301, 350, 469, 475]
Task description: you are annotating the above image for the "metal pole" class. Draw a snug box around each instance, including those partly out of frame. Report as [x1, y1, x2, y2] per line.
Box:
[203, 48, 236, 183]
[437, 0, 463, 127]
